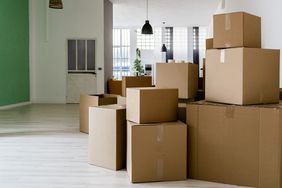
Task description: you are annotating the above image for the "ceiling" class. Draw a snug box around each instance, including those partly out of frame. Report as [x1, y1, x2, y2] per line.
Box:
[111, 0, 221, 27]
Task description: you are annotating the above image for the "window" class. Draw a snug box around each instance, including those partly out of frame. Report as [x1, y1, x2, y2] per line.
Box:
[67, 39, 95, 73]
[136, 28, 162, 50]
[173, 27, 188, 61]
[113, 29, 131, 80]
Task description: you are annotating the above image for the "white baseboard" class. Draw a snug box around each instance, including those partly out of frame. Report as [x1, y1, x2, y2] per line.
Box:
[0, 101, 31, 110]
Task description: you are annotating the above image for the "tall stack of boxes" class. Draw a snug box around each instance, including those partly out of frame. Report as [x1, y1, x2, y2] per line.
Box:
[126, 87, 187, 183]
[187, 12, 281, 188]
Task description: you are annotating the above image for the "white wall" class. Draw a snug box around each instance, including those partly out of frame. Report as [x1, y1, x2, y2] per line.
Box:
[29, 0, 108, 103]
[213, 0, 282, 86]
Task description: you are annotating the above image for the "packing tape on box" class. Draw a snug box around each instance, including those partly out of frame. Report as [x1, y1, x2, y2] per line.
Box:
[156, 159, 164, 180]
[225, 42, 231, 48]
[156, 125, 165, 180]
[225, 14, 231, 31]
[225, 106, 235, 118]
[220, 50, 225, 64]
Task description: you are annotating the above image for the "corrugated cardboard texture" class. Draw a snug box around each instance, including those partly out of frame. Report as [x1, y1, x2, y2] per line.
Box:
[206, 48, 280, 105]
[108, 79, 122, 95]
[127, 121, 187, 183]
[156, 63, 198, 99]
[122, 76, 152, 97]
[213, 12, 261, 48]
[187, 101, 282, 188]
[126, 87, 178, 124]
[80, 94, 117, 133]
[206, 38, 214, 49]
[88, 104, 126, 170]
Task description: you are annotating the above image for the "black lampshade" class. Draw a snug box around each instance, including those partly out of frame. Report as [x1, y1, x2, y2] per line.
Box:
[161, 44, 167, 52]
[141, 20, 153, 34]
[49, 0, 63, 9]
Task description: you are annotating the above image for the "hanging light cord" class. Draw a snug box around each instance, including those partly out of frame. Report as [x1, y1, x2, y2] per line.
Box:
[146, 0, 148, 20]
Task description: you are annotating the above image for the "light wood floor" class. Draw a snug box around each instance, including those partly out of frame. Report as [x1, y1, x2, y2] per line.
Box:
[0, 104, 248, 188]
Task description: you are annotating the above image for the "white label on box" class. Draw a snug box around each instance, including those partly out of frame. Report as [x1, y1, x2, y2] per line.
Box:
[220, 50, 225, 64]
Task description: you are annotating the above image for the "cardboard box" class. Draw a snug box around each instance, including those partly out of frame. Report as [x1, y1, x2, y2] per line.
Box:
[117, 96, 126, 106]
[108, 79, 122, 95]
[206, 48, 280, 105]
[156, 63, 198, 99]
[213, 12, 261, 48]
[88, 104, 126, 170]
[80, 94, 117, 133]
[127, 87, 178, 124]
[187, 101, 282, 188]
[206, 38, 213, 49]
[122, 76, 152, 97]
[127, 121, 187, 183]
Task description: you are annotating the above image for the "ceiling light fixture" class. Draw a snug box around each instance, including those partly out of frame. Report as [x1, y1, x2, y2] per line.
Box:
[49, 0, 63, 9]
[141, 0, 153, 34]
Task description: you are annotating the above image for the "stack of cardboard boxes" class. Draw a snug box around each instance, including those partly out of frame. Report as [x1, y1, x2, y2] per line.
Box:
[156, 63, 199, 123]
[126, 87, 187, 183]
[187, 12, 281, 188]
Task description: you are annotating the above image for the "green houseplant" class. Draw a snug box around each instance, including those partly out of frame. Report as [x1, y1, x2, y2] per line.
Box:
[132, 48, 144, 76]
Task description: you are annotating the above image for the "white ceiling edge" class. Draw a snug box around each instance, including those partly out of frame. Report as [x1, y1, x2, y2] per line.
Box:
[111, 0, 221, 28]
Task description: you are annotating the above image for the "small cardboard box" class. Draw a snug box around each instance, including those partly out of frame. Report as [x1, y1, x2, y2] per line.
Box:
[156, 63, 198, 99]
[122, 76, 152, 97]
[127, 121, 187, 183]
[117, 96, 126, 106]
[108, 79, 122, 95]
[80, 94, 117, 133]
[213, 12, 261, 48]
[126, 87, 178, 124]
[206, 38, 214, 49]
[206, 48, 280, 105]
[187, 101, 282, 188]
[88, 104, 126, 170]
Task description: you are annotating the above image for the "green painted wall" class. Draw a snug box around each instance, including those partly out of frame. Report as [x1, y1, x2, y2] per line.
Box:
[0, 0, 29, 106]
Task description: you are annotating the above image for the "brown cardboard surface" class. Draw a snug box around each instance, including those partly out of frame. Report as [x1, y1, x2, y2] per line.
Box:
[213, 12, 261, 48]
[156, 63, 198, 99]
[126, 87, 178, 124]
[117, 96, 126, 106]
[205, 48, 280, 105]
[108, 79, 122, 95]
[127, 121, 187, 183]
[122, 76, 152, 97]
[187, 101, 282, 188]
[88, 104, 126, 170]
[80, 94, 117, 134]
[206, 38, 214, 49]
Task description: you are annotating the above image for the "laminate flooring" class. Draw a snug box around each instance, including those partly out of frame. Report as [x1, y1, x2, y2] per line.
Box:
[0, 104, 249, 188]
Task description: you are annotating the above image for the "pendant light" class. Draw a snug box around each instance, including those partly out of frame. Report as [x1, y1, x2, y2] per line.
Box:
[49, 0, 63, 9]
[141, 0, 153, 34]
[161, 44, 167, 52]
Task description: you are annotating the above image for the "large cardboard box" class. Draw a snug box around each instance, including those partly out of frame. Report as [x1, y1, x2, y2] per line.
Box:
[88, 104, 126, 170]
[127, 121, 187, 183]
[122, 76, 152, 97]
[213, 12, 261, 48]
[108, 79, 122, 95]
[127, 87, 178, 124]
[80, 94, 117, 133]
[206, 48, 280, 105]
[156, 63, 198, 99]
[187, 101, 282, 188]
[206, 38, 213, 49]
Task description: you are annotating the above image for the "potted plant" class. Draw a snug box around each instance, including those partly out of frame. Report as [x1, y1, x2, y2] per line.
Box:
[132, 48, 144, 76]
